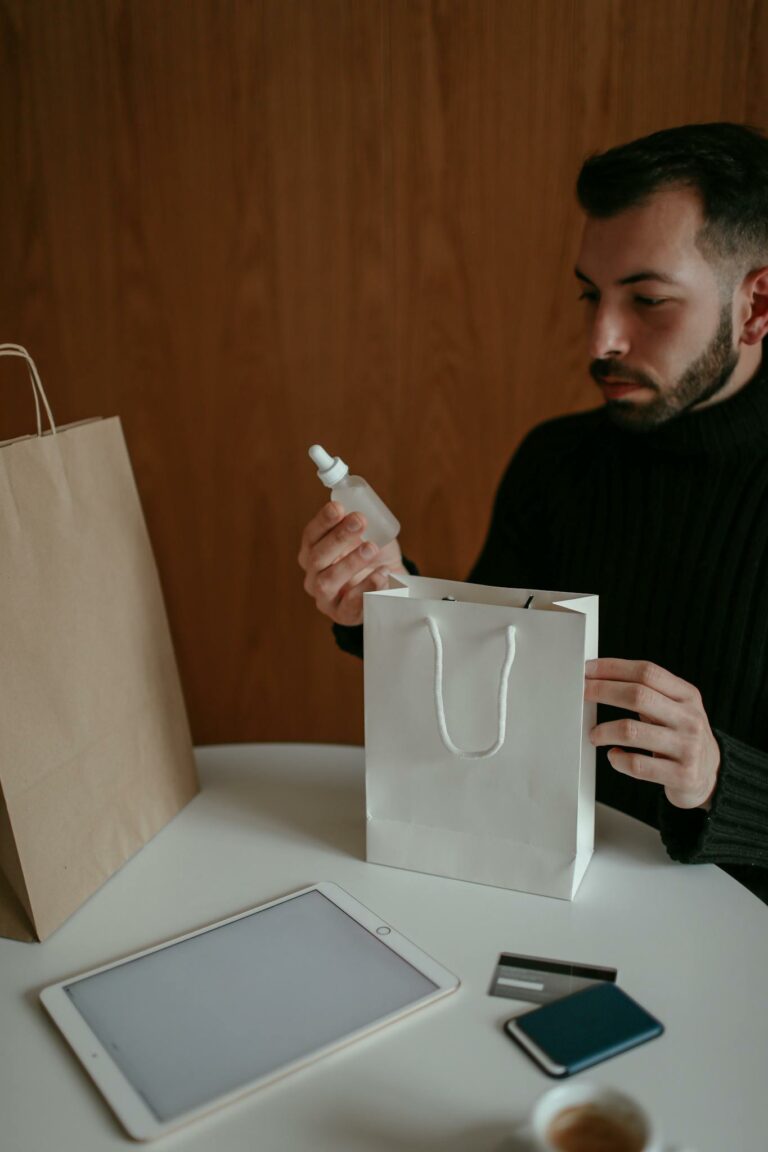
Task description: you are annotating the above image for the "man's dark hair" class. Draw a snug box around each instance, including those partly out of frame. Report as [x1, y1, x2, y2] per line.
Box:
[577, 123, 768, 273]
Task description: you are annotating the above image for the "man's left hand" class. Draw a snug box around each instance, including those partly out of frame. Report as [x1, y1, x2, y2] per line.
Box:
[584, 658, 720, 810]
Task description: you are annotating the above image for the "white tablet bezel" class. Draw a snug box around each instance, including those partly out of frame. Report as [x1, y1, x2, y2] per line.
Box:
[40, 882, 460, 1141]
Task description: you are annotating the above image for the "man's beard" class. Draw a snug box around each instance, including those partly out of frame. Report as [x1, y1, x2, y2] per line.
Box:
[591, 304, 739, 432]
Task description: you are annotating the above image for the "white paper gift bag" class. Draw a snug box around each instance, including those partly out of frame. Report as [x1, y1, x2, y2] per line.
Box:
[364, 576, 599, 900]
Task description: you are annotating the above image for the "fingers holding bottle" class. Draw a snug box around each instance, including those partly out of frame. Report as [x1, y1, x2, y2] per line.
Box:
[301, 445, 405, 627]
[298, 504, 394, 624]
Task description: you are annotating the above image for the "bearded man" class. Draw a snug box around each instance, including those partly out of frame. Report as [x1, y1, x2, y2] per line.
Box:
[299, 123, 768, 902]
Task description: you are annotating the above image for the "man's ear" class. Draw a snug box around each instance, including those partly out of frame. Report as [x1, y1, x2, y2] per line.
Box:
[739, 266, 768, 346]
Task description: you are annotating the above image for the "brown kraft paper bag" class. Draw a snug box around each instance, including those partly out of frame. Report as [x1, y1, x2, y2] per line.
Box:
[0, 344, 199, 941]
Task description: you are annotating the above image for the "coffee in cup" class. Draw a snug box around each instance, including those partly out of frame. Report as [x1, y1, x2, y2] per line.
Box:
[530, 1083, 660, 1152]
[546, 1100, 646, 1151]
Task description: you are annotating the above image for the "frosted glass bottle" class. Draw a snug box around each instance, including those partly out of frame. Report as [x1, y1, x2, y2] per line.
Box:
[309, 444, 400, 548]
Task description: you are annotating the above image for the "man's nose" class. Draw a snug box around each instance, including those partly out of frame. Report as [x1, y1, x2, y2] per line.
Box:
[588, 304, 631, 361]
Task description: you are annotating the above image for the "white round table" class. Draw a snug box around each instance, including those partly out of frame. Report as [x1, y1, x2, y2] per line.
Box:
[2, 743, 766, 1151]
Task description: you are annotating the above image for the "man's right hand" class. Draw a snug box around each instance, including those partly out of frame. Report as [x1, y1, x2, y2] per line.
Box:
[298, 501, 405, 627]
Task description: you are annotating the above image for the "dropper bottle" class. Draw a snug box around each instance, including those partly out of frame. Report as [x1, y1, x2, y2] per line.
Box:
[309, 444, 401, 548]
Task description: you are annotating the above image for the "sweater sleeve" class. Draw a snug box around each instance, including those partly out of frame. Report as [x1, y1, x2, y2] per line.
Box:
[331, 555, 420, 660]
[658, 728, 768, 880]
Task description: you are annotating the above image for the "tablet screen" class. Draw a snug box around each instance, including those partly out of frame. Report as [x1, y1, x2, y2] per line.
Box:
[63, 890, 438, 1122]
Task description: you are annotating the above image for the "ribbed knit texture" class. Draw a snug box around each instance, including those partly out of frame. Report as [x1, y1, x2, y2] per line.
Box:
[334, 359, 768, 902]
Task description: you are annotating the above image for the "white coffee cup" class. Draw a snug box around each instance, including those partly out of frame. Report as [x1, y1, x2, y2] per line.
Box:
[529, 1082, 662, 1152]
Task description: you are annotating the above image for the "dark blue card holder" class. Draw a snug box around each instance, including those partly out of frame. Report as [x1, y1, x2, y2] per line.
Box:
[505, 982, 664, 1077]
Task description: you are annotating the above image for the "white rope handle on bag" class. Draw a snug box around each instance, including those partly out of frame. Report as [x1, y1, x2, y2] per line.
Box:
[425, 615, 516, 760]
[0, 344, 57, 436]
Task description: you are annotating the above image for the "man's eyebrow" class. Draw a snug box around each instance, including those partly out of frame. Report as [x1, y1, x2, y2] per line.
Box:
[574, 267, 680, 287]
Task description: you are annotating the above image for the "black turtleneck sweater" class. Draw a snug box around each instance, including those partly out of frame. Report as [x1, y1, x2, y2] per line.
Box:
[334, 361, 768, 903]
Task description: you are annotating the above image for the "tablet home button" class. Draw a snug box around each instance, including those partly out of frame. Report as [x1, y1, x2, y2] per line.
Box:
[376, 926, 391, 936]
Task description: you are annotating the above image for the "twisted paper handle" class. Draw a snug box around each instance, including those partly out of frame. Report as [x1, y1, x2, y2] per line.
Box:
[0, 344, 57, 436]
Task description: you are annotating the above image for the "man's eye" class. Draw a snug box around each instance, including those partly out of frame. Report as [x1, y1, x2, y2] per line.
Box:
[578, 291, 599, 303]
[635, 296, 667, 307]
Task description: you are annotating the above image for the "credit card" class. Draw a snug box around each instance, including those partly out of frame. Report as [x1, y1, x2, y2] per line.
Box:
[489, 952, 617, 1005]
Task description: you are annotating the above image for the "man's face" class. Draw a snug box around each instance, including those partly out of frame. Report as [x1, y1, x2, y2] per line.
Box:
[575, 186, 739, 430]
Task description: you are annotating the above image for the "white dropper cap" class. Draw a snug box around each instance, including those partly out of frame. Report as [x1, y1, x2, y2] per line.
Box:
[309, 444, 349, 488]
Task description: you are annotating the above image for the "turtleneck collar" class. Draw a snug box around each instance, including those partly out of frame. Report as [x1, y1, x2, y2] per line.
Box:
[608, 349, 768, 455]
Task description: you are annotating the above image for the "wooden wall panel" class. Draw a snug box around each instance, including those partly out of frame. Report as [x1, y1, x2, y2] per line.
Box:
[0, 1, 765, 747]
[387, 0, 759, 585]
[0, 0, 391, 745]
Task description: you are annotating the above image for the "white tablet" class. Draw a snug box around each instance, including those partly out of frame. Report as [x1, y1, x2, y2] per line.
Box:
[40, 882, 459, 1141]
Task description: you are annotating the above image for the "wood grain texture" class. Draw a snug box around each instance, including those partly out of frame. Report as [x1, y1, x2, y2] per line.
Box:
[0, 0, 765, 744]
[387, 0, 760, 583]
